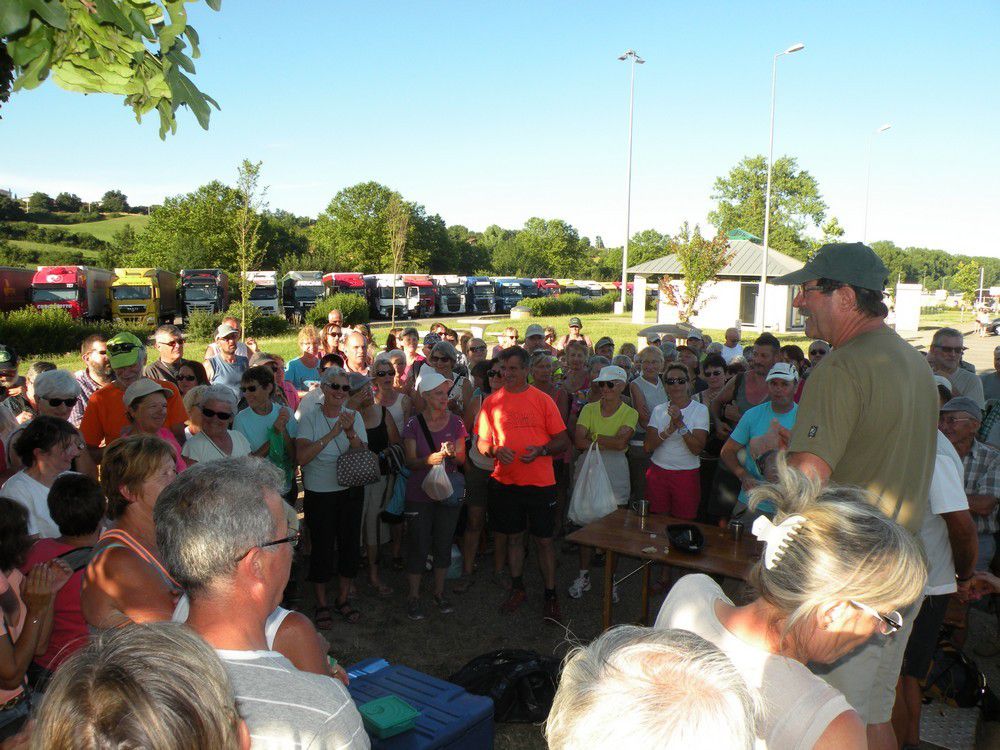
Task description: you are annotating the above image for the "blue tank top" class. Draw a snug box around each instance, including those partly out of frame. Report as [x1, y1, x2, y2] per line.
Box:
[209, 355, 248, 398]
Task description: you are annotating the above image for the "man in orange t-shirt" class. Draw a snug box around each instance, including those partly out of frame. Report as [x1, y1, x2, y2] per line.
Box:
[80, 332, 187, 461]
[477, 346, 568, 624]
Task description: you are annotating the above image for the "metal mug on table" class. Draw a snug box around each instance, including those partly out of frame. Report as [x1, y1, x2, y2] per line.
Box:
[634, 499, 649, 517]
[729, 519, 744, 543]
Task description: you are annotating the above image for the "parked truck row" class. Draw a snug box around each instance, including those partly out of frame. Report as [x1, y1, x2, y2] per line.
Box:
[0, 265, 641, 322]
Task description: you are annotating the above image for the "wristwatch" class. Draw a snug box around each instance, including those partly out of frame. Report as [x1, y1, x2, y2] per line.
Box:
[540, 445, 549, 456]
[678, 426, 690, 436]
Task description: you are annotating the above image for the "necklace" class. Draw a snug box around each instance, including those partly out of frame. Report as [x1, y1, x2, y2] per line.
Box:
[205, 432, 230, 458]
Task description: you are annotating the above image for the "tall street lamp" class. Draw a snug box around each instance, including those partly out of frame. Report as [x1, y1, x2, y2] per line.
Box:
[616, 49, 644, 315]
[757, 42, 804, 331]
[863, 123, 892, 243]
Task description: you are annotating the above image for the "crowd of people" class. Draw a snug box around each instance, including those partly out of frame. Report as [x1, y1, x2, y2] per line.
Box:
[0, 242, 996, 747]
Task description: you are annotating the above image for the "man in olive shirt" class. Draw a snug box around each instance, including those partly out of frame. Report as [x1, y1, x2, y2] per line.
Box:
[771, 242, 938, 750]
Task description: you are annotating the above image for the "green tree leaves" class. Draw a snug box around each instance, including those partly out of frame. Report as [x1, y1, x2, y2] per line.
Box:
[2, 0, 220, 138]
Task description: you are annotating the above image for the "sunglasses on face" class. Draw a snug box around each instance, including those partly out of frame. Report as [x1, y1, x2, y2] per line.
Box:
[809, 349, 827, 356]
[373, 370, 392, 378]
[108, 342, 138, 356]
[430, 355, 453, 363]
[487, 370, 501, 378]
[595, 381, 618, 390]
[934, 345, 966, 354]
[200, 407, 233, 421]
[469, 345, 487, 353]
[177, 374, 198, 382]
[157, 339, 183, 348]
[46, 397, 78, 408]
[704, 370, 725, 377]
[323, 382, 350, 392]
[240, 384, 261, 393]
[665, 377, 689, 385]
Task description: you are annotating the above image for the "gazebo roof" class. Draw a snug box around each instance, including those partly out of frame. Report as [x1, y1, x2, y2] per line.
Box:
[627, 239, 804, 279]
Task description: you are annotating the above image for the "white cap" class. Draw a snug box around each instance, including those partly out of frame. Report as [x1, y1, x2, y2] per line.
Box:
[416, 370, 450, 394]
[933, 374, 953, 395]
[765, 363, 798, 382]
[593, 365, 628, 383]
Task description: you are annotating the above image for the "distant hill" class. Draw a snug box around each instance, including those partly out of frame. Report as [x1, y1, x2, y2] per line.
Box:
[33, 214, 150, 242]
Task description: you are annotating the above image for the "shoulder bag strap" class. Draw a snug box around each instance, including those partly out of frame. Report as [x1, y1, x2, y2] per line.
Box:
[417, 414, 437, 455]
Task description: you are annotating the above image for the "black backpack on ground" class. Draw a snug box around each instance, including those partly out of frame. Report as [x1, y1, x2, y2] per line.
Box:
[923, 639, 987, 709]
[448, 649, 561, 723]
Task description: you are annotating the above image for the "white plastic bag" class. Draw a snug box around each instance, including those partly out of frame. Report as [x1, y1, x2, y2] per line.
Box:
[422, 463, 454, 501]
[568, 442, 617, 526]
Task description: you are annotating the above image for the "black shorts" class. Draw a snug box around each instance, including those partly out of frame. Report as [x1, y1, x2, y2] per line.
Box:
[901, 594, 950, 680]
[487, 479, 556, 538]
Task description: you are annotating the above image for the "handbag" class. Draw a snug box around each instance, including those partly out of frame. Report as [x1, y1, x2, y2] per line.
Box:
[417, 414, 465, 506]
[330, 411, 380, 487]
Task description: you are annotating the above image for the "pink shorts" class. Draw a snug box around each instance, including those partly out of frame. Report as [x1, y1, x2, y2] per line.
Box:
[644, 464, 700, 519]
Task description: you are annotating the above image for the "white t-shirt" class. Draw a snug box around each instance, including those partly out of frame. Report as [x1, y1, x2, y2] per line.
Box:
[297, 405, 368, 493]
[721, 343, 744, 364]
[656, 574, 853, 750]
[922, 431, 970, 595]
[647, 400, 709, 471]
[181, 431, 252, 464]
[1, 471, 58, 538]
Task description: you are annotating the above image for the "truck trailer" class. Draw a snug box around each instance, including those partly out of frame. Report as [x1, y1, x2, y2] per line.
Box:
[180, 269, 229, 320]
[432, 275, 467, 314]
[281, 271, 325, 321]
[465, 276, 496, 313]
[0, 267, 34, 313]
[31, 266, 114, 320]
[112, 268, 178, 325]
[363, 274, 417, 319]
[243, 271, 280, 316]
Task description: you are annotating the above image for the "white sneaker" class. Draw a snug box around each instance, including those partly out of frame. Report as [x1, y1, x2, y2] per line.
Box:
[612, 584, 620, 604]
[568, 572, 591, 599]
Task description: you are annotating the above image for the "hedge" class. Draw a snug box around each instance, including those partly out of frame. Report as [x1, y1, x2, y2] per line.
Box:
[0, 307, 148, 357]
[522, 292, 655, 316]
[185, 303, 290, 341]
[306, 294, 369, 327]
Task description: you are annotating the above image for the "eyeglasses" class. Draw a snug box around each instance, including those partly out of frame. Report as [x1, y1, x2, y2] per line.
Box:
[487, 370, 501, 378]
[240, 385, 260, 393]
[430, 356, 453, 363]
[178, 374, 197, 382]
[933, 345, 967, 354]
[322, 382, 349, 392]
[850, 600, 903, 636]
[809, 349, 828, 356]
[704, 370, 725, 377]
[799, 284, 827, 295]
[157, 339, 183, 348]
[327, 331, 342, 337]
[469, 345, 487, 353]
[373, 370, 392, 378]
[665, 378, 689, 385]
[108, 342, 138, 356]
[45, 397, 78, 408]
[595, 381, 618, 389]
[939, 415, 974, 426]
[544, 335, 555, 341]
[236, 530, 302, 561]
[200, 407, 233, 421]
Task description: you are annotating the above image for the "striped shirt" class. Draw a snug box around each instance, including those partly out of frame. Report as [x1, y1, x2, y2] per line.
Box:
[216, 649, 369, 750]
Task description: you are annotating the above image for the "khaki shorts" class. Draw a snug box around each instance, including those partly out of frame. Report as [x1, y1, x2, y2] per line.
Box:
[811, 598, 921, 724]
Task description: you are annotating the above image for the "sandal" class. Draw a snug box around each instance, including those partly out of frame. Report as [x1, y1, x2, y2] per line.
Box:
[334, 599, 361, 624]
[314, 605, 334, 630]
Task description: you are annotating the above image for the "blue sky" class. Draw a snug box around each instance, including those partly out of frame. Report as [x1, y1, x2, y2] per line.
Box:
[2, 1, 998, 257]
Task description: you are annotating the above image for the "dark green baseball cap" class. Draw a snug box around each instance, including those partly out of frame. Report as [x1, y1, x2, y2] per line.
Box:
[772, 242, 888, 292]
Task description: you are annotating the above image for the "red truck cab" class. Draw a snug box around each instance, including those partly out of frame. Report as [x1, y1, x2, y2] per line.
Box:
[402, 274, 436, 317]
[323, 273, 366, 297]
[31, 265, 113, 320]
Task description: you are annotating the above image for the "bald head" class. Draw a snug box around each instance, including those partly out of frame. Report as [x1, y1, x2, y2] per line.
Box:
[345, 331, 367, 367]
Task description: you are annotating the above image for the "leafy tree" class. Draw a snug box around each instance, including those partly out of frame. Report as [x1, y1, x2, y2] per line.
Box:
[659, 223, 734, 321]
[100, 190, 129, 213]
[951, 261, 981, 304]
[1, 0, 221, 138]
[628, 228, 672, 267]
[819, 216, 845, 244]
[53, 192, 83, 212]
[0, 193, 24, 220]
[0, 239, 33, 266]
[232, 160, 267, 330]
[447, 225, 490, 275]
[26, 191, 53, 212]
[386, 194, 410, 326]
[708, 155, 827, 260]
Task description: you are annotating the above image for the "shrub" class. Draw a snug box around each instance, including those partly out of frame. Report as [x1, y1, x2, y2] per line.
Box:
[184, 309, 222, 342]
[0, 307, 146, 356]
[224, 301, 289, 338]
[522, 291, 655, 317]
[306, 293, 369, 327]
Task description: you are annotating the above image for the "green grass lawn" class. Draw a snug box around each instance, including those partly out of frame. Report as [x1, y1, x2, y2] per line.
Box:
[34, 214, 150, 242]
[7, 239, 98, 259]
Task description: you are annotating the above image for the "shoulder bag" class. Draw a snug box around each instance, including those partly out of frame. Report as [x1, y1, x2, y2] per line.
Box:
[331, 410, 380, 487]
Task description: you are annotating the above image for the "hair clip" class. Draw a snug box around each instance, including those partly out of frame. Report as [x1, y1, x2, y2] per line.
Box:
[752, 514, 806, 570]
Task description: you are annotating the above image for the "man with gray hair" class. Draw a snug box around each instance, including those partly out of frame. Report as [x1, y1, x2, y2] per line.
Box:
[928, 327, 985, 407]
[156, 458, 369, 749]
[545, 625, 756, 749]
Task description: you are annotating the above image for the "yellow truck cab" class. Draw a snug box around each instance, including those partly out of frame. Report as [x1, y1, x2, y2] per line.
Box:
[111, 268, 178, 325]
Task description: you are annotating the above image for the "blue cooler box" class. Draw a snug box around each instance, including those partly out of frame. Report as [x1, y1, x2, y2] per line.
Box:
[347, 659, 494, 749]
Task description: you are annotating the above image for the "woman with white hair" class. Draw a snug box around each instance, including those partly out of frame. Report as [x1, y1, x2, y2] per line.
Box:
[656, 457, 927, 749]
[181, 385, 250, 466]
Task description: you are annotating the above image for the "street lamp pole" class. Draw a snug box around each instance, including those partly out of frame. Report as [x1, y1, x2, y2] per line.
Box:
[617, 49, 644, 314]
[863, 123, 892, 243]
[757, 42, 804, 331]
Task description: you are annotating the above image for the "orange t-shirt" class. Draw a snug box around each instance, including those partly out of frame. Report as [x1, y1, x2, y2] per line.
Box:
[80, 380, 188, 448]
[476, 386, 566, 487]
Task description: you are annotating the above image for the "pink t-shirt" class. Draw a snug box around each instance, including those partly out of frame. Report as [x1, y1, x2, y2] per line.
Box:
[22, 540, 87, 670]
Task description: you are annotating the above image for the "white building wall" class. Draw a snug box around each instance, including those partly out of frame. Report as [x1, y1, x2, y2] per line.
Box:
[656, 278, 799, 331]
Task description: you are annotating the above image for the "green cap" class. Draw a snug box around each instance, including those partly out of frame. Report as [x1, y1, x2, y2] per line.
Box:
[568, 316, 583, 328]
[772, 242, 888, 292]
[106, 332, 145, 369]
[0, 345, 17, 368]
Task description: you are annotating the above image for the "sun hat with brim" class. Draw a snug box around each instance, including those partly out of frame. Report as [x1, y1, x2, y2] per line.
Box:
[107, 332, 145, 369]
[933, 375, 953, 395]
[765, 363, 798, 382]
[348, 373, 373, 393]
[416, 370, 449, 394]
[423, 333, 441, 348]
[686, 330, 703, 341]
[215, 323, 239, 339]
[772, 242, 889, 292]
[123, 378, 172, 409]
[941, 396, 982, 422]
[568, 317, 583, 328]
[593, 365, 627, 383]
[525, 324, 545, 339]
[595, 336, 614, 350]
